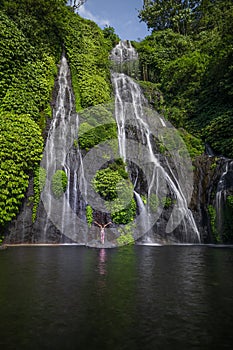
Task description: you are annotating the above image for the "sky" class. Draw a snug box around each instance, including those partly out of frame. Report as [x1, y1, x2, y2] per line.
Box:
[78, 0, 151, 41]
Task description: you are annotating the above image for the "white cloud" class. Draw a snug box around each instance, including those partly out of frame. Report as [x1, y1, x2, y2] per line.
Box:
[78, 5, 110, 27]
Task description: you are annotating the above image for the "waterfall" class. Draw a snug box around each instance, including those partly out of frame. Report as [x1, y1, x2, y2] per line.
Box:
[40, 55, 87, 243]
[110, 40, 139, 78]
[215, 159, 233, 239]
[5, 44, 233, 245]
[33, 43, 200, 245]
[134, 191, 149, 233]
[110, 41, 200, 244]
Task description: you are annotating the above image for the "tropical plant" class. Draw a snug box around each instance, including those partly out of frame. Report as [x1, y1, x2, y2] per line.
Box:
[51, 170, 68, 198]
[0, 1, 114, 230]
[137, 0, 233, 159]
[86, 205, 93, 227]
[0, 112, 43, 226]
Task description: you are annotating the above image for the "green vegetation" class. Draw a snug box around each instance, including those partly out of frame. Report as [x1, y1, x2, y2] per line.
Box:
[79, 123, 117, 150]
[78, 104, 117, 150]
[117, 233, 134, 246]
[207, 205, 220, 243]
[0, 235, 4, 245]
[51, 170, 68, 198]
[137, 0, 233, 159]
[178, 128, 204, 159]
[138, 81, 164, 111]
[155, 126, 201, 160]
[1, 0, 232, 241]
[203, 115, 233, 158]
[207, 197, 233, 244]
[220, 195, 233, 243]
[0, 112, 43, 226]
[149, 193, 159, 213]
[103, 26, 120, 50]
[32, 167, 46, 222]
[64, 14, 112, 109]
[0, 1, 62, 227]
[106, 186, 136, 225]
[86, 205, 93, 227]
[227, 196, 233, 208]
[116, 223, 135, 246]
[0, 0, 113, 228]
[92, 159, 137, 225]
[92, 168, 125, 201]
[161, 197, 173, 209]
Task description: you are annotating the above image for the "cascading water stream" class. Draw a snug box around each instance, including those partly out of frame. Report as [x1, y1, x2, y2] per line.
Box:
[40, 55, 87, 243]
[110, 40, 139, 77]
[110, 41, 200, 243]
[5, 43, 233, 245]
[38, 43, 200, 245]
[216, 159, 233, 236]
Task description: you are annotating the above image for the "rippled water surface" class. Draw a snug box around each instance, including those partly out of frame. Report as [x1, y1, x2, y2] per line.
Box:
[0, 245, 233, 349]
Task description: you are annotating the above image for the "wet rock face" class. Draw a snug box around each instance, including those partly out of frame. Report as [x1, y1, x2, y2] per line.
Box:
[191, 156, 233, 243]
[3, 44, 233, 245]
[190, 155, 218, 242]
[6, 151, 233, 245]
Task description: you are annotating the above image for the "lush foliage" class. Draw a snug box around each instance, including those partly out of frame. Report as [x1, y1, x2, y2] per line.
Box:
[92, 168, 124, 201]
[203, 115, 233, 158]
[0, 0, 67, 56]
[148, 193, 159, 213]
[138, 81, 164, 111]
[227, 196, 233, 208]
[178, 128, 204, 159]
[102, 26, 120, 50]
[64, 14, 112, 108]
[0, 11, 57, 120]
[92, 159, 137, 225]
[137, 0, 233, 158]
[116, 224, 135, 246]
[32, 167, 46, 222]
[207, 205, 220, 243]
[106, 182, 136, 225]
[207, 198, 233, 244]
[78, 123, 117, 150]
[86, 205, 93, 227]
[220, 195, 233, 243]
[139, 0, 233, 36]
[139, 0, 199, 35]
[0, 1, 113, 228]
[78, 104, 117, 150]
[0, 112, 43, 226]
[0, 3, 61, 228]
[51, 170, 68, 198]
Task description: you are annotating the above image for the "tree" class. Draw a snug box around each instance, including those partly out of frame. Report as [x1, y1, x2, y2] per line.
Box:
[68, 0, 87, 11]
[103, 26, 120, 48]
[139, 0, 199, 35]
[137, 0, 233, 158]
[140, 0, 233, 35]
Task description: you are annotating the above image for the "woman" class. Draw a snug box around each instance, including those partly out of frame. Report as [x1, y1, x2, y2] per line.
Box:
[94, 221, 111, 244]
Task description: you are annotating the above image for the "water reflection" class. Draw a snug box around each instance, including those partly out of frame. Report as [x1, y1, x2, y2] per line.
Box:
[98, 248, 107, 276]
[1, 246, 233, 349]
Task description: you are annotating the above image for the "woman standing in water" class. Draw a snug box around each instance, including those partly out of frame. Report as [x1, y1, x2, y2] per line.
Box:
[94, 221, 111, 244]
